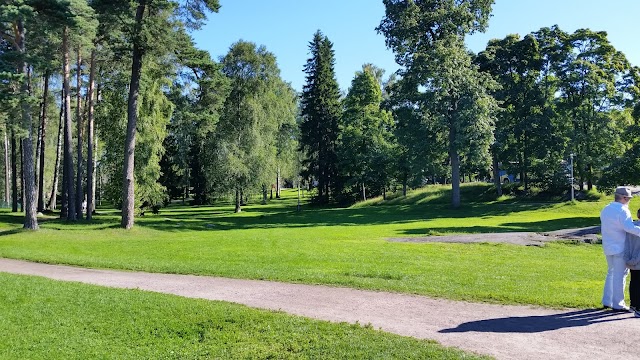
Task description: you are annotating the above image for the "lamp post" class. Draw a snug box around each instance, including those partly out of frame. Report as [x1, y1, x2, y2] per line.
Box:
[570, 153, 575, 201]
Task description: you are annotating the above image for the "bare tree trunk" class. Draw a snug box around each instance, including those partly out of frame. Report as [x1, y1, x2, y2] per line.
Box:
[361, 182, 366, 202]
[3, 127, 9, 206]
[234, 187, 241, 213]
[62, 26, 76, 221]
[37, 71, 50, 212]
[35, 101, 42, 208]
[91, 136, 97, 214]
[20, 141, 24, 213]
[276, 167, 281, 198]
[15, 20, 38, 228]
[262, 184, 267, 205]
[492, 151, 502, 197]
[48, 91, 64, 211]
[11, 129, 17, 212]
[86, 48, 96, 220]
[75, 48, 84, 219]
[121, 0, 146, 229]
[450, 127, 461, 209]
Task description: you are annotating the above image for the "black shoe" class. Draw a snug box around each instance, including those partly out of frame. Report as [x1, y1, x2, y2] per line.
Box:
[611, 306, 632, 313]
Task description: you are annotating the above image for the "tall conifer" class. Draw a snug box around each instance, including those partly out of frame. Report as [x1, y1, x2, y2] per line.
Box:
[300, 30, 342, 203]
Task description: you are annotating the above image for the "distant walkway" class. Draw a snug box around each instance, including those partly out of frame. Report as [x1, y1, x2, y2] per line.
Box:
[0, 258, 636, 360]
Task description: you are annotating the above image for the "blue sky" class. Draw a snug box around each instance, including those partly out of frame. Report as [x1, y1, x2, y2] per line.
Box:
[192, 0, 639, 93]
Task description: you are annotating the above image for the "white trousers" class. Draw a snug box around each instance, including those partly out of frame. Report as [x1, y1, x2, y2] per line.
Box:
[602, 253, 629, 309]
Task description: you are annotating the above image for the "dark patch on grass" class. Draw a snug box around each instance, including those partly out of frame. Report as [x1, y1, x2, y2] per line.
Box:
[0, 228, 27, 237]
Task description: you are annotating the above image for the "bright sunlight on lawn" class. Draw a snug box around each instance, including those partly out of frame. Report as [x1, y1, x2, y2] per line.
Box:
[0, 273, 487, 360]
[0, 184, 613, 308]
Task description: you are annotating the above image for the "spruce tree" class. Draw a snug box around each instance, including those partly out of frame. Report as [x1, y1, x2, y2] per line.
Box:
[300, 30, 342, 204]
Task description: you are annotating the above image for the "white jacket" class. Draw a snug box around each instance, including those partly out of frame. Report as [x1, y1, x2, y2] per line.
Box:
[600, 201, 640, 255]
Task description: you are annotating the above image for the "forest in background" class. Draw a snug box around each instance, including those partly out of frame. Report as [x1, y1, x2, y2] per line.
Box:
[1, 0, 639, 230]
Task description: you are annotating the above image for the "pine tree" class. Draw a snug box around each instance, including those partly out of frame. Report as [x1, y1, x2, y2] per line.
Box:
[118, 0, 220, 229]
[300, 30, 342, 204]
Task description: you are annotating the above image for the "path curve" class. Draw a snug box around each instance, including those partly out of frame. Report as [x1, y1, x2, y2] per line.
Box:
[0, 258, 636, 360]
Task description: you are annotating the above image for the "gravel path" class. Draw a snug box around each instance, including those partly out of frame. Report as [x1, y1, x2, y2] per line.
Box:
[388, 226, 601, 246]
[0, 258, 636, 360]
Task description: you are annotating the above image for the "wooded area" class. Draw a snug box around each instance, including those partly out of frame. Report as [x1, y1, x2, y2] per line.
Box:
[1, 0, 639, 230]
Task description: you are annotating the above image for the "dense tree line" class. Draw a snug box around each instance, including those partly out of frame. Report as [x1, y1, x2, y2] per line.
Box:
[1, 1, 639, 230]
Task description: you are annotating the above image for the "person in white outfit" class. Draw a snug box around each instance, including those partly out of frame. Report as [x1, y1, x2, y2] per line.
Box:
[600, 186, 640, 311]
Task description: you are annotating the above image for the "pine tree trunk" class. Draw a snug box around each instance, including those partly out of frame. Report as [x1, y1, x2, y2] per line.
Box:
[60, 105, 67, 218]
[11, 129, 17, 212]
[75, 48, 84, 219]
[20, 141, 24, 213]
[37, 72, 50, 212]
[35, 103, 41, 209]
[49, 92, 64, 211]
[62, 26, 76, 221]
[16, 20, 38, 229]
[3, 127, 9, 206]
[121, 0, 147, 229]
[91, 136, 97, 214]
[86, 48, 96, 220]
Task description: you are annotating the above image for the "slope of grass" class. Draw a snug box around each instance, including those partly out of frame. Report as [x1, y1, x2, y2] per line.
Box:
[0, 273, 486, 359]
[0, 184, 615, 308]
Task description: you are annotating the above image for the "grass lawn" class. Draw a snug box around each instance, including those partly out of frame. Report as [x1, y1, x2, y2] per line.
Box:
[0, 273, 486, 359]
[0, 184, 615, 308]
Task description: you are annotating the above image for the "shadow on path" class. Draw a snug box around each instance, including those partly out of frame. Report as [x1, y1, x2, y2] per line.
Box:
[440, 308, 628, 334]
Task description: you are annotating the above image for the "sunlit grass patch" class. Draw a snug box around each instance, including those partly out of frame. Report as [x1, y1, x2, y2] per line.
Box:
[0, 273, 488, 360]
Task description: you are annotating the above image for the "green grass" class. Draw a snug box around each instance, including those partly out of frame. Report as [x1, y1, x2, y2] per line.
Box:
[0, 273, 486, 360]
[0, 184, 615, 308]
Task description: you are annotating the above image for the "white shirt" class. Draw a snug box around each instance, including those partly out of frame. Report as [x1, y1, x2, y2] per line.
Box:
[600, 201, 640, 255]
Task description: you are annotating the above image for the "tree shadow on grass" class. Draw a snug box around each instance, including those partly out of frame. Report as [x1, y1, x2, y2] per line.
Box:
[0, 197, 588, 235]
[132, 201, 568, 233]
[503, 218, 600, 232]
[398, 217, 600, 236]
[439, 308, 626, 334]
[0, 212, 25, 226]
[0, 228, 26, 237]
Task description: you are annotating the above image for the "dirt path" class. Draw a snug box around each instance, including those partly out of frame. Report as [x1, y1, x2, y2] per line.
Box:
[0, 258, 636, 360]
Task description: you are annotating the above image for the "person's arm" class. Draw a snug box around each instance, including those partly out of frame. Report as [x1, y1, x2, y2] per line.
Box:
[622, 211, 640, 236]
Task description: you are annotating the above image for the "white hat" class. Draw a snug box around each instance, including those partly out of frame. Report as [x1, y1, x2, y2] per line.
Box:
[615, 186, 633, 198]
